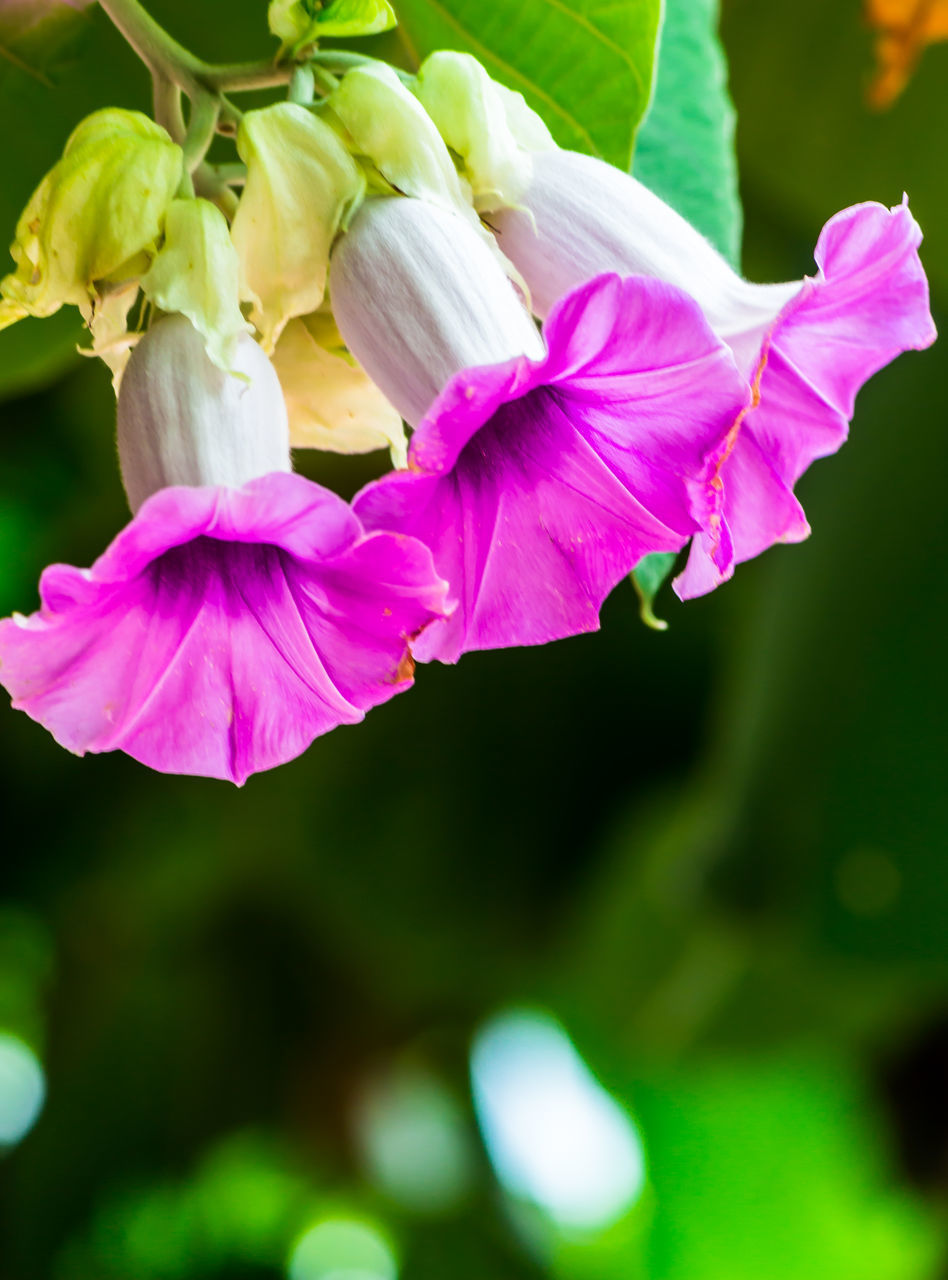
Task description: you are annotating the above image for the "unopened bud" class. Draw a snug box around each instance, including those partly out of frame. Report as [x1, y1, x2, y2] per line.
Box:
[117, 315, 290, 513]
[330, 64, 472, 217]
[0, 108, 182, 330]
[415, 52, 554, 211]
[329, 196, 544, 427]
[231, 103, 365, 352]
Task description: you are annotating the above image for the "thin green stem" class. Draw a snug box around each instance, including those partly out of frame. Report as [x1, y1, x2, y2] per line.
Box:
[98, 0, 205, 96]
[202, 60, 295, 93]
[193, 165, 239, 219]
[310, 65, 339, 97]
[309, 49, 414, 83]
[98, 0, 295, 99]
[212, 163, 247, 187]
[175, 167, 196, 199]
[152, 74, 185, 143]
[182, 92, 220, 172]
[216, 96, 242, 138]
[288, 64, 316, 105]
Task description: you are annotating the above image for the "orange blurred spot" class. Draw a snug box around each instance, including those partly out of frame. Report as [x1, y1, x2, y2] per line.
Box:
[866, 0, 948, 106]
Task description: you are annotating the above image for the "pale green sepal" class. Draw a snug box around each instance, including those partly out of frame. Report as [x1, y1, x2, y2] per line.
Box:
[329, 63, 528, 286]
[330, 64, 472, 217]
[0, 109, 182, 326]
[631, 551, 678, 631]
[77, 279, 141, 392]
[415, 52, 535, 212]
[492, 82, 557, 154]
[231, 103, 365, 353]
[273, 314, 407, 467]
[268, 0, 395, 53]
[141, 198, 251, 376]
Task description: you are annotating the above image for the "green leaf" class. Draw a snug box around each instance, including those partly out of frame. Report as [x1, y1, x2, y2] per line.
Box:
[633, 0, 742, 265]
[632, 551, 677, 631]
[392, 0, 662, 167]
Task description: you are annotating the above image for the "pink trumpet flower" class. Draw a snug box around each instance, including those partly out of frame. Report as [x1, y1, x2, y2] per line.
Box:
[330, 196, 750, 662]
[492, 150, 937, 595]
[0, 316, 448, 783]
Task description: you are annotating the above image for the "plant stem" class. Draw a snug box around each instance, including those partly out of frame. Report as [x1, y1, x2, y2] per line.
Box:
[288, 64, 316, 105]
[152, 74, 185, 143]
[182, 92, 220, 172]
[194, 166, 239, 219]
[98, 0, 296, 97]
[97, 0, 205, 97]
[212, 163, 247, 187]
[202, 60, 295, 92]
[310, 49, 414, 83]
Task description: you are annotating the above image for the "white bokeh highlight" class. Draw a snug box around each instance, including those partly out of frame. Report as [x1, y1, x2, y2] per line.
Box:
[0, 1032, 45, 1148]
[471, 1008, 646, 1231]
[355, 1066, 476, 1214]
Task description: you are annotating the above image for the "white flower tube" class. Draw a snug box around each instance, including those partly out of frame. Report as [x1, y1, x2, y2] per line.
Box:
[492, 149, 798, 375]
[329, 196, 543, 428]
[117, 314, 290, 512]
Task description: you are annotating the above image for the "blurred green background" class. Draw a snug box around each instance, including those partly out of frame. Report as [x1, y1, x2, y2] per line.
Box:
[1, 0, 947, 1277]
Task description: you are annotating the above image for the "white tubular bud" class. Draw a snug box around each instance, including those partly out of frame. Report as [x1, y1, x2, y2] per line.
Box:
[493, 149, 798, 373]
[117, 314, 290, 513]
[329, 196, 544, 428]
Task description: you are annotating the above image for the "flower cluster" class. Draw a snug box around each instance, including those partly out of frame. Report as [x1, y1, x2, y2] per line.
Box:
[0, 44, 935, 783]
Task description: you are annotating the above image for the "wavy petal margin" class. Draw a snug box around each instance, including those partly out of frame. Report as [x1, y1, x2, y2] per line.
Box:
[0, 473, 448, 784]
[676, 198, 936, 597]
[355, 274, 749, 662]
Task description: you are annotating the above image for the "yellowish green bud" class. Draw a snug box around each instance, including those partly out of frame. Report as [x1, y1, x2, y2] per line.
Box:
[272, 312, 407, 467]
[230, 103, 365, 353]
[415, 53, 524, 211]
[415, 53, 557, 214]
[330, 64, 475, 217]
[268, 0, 396, 54]
[141, 197, 251, 375]
[0, 108, 182, 331]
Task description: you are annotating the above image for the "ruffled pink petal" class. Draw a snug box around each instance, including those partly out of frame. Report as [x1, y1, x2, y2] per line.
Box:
[355, 274, 749, 662]
[677, 198, 936, 598]
[0, 473, 448, 784]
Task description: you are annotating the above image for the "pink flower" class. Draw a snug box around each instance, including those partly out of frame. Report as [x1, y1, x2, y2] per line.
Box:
[331, 197, 749, 662]
[0, 317, 448, 783]
[493, 150, 937, 595]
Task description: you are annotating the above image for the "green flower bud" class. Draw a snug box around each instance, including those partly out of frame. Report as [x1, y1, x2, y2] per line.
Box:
[330, 63, 474, 218]
[328, 63, 530, 297]
[268, 0, 396, 54]
[0, 108, 183, 331]
[414, 52, 556, 213]
[272, 312, 406, 467]
[230, 103, 365, 353]
[141, 197, 251, 375]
